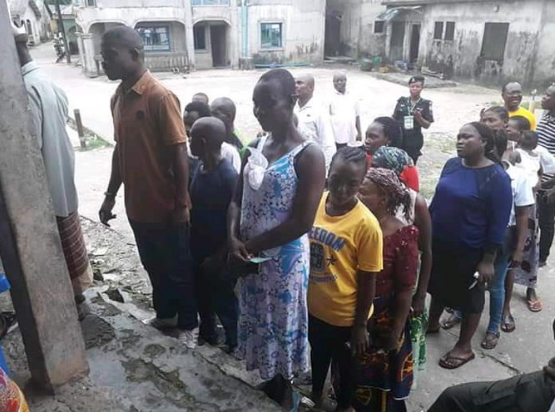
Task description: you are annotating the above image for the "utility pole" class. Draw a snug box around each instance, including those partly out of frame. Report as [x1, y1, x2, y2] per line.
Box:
[55, 0, 71, 64]
[0, 1, 87, 391]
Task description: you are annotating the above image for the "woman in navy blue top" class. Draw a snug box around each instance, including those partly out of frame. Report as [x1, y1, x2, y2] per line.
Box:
[427, 122, 512, 370]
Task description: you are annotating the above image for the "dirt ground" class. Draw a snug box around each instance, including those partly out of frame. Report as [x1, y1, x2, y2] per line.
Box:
[3, 42, 555, 412]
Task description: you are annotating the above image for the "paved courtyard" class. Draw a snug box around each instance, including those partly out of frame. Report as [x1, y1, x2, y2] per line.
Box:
[24, 43, 555, 411]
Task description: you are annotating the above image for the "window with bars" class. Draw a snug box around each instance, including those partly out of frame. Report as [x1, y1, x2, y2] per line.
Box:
[136, 25, 171, 52]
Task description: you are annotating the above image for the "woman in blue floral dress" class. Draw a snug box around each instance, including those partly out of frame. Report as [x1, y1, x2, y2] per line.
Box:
[227, 68, 326, 410]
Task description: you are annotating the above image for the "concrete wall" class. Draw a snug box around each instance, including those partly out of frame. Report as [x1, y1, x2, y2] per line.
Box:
[76, 4, 193, 75]
[77, 6, 190, 34]
[193, 22, 234, 69]
[94, 0, 186, 8]
[326, 0, 386, 58]
[248, 0, 326, 65]
[414, 0, 550, 88]
[192, 5, 239, 68]
[530, 1, 555, 89]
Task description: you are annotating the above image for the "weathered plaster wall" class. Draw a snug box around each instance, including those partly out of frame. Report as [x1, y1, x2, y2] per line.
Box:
[192, 6, 239, 69]
[417, 0, 546, 87]
[76, 4, 193, 74]
[247, 0, 326, 64]
[327, 0, 386, 58]
[531, 1, 555, 89]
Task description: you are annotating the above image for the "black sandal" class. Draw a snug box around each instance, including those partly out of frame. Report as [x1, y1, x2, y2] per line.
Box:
[501, 315, 516, 333]
[481, 332, 500, 350]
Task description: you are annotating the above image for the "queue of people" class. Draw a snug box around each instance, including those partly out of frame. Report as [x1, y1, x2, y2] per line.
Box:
[94, 26, 555, 412]
[12, 20, 555, 412]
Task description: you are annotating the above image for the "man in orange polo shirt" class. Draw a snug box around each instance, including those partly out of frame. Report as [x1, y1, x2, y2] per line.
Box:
[98, 27, 198, 348]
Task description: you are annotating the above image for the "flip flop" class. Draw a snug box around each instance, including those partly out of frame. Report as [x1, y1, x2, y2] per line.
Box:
[439, 352, 476, 370]
[501, 315, 516, 333]
[528, 299, 543, 312]
[441, 314, 462, 330]
[289, 391, 301, 412]
[481, 332, 500, 350]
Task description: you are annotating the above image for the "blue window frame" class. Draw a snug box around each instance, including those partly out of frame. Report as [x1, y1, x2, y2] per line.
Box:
[261, 22, 283, 49]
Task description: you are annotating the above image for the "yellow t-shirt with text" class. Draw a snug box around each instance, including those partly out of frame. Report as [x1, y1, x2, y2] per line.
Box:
[510, 106, 537, 131]
[308, 194, 383, 327]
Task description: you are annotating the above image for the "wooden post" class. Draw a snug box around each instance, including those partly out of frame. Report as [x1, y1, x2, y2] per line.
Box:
[0, 2, 88, 391]
[74, 109, 87, 149]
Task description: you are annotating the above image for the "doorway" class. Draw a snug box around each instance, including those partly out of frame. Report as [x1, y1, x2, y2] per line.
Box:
[324, 13, 341, 57]
[210, 25, 227, 67]
[390, 21, 405, 62]
[409, 24, 421, 63]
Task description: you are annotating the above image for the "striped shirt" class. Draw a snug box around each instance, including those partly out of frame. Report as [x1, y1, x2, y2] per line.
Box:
[537, 112, 555, 183]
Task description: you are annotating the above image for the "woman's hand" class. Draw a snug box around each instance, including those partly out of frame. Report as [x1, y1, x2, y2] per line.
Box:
[228, 236, 250, 263]
[411, 293, 426, 317]
[379, 331, 400, 352]
[351, 325, 370, 357]
[477, 260, 495, 284]
[511, 250, 524, 268]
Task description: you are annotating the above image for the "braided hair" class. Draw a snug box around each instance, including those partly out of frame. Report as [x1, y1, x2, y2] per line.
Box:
[365, 168, 412, 220]
[330, 146, 368, 173]
[484, 106, 509, 123]
[467, 121, 502, 164]
[373, 117, 403, 148]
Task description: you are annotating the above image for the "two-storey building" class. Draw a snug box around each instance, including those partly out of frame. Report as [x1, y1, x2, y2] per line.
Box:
[75, 0, 327, 77]
[9, 0, 50, 45]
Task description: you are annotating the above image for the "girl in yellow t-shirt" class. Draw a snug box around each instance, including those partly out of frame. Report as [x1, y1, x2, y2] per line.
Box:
[308, 147, 383, 412]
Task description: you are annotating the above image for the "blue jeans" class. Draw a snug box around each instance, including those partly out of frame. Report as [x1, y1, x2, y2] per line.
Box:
[487, 248, 512, 334]
[130, 220, 198, 330]
[453, 248, 511, 334]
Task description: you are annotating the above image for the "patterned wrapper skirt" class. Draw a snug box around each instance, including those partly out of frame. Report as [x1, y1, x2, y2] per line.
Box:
[512, 205, 540, 289]
[352, 295, 413, 412]
[56, 212, 93, 295]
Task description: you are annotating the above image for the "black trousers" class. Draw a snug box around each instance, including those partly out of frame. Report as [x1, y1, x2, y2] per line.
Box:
[427, 371, 555, 412]
[193, 258, 238, 347]
[336, 143, 348, 151]
[130, 221, 198, 330]
[309, 314, 353, 409]
[539, 192, 555, 263]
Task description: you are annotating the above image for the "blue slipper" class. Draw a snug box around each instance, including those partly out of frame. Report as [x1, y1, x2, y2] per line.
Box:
[289, 391, 301, 412]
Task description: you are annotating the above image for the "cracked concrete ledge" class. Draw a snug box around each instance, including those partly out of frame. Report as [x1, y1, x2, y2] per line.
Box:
[84, 300, 283, 412]
[3, 295, 283, 412]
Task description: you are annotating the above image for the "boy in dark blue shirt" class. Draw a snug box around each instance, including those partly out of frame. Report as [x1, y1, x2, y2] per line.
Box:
[189, 117, 239, 352]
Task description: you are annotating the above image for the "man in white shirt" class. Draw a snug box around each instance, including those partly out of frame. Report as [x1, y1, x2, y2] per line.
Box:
[329, 72, 361, 149]
[14, 23, 92, 318]
[295, 74, 336, 172]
